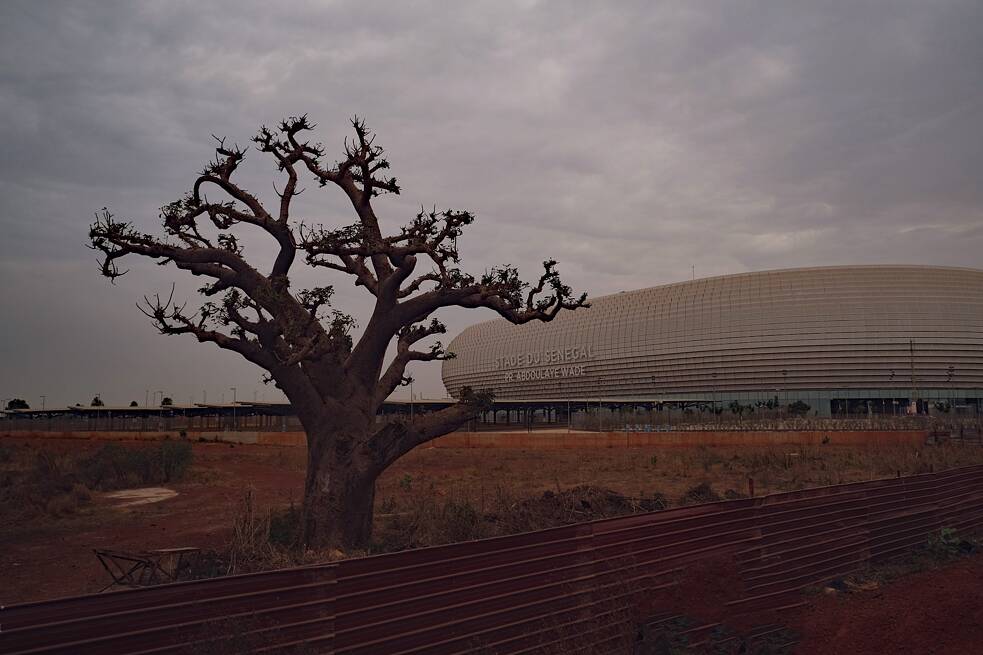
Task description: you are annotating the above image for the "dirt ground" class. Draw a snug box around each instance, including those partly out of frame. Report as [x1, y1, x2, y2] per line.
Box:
[2, 435, 982, 654]
[789, 554, 983, 654]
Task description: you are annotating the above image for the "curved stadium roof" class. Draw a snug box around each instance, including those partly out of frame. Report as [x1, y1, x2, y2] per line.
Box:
[441, 265, 983, 401]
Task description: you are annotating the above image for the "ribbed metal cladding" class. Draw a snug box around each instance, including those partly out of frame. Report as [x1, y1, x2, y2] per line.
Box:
[441, 265, 983, 401]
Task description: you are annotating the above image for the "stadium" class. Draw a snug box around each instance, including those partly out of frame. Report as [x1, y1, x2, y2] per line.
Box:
[441, 265, 983, 417]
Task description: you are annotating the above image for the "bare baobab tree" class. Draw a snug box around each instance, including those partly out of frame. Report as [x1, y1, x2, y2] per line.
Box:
[89, 116, 588, 550]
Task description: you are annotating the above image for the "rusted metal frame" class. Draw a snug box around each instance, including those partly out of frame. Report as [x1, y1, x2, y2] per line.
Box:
[94, 550, 154, 592]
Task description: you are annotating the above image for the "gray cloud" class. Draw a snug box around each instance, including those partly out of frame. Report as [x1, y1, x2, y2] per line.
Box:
[2, 0, 981, 406]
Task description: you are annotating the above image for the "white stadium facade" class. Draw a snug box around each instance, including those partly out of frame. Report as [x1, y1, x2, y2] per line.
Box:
[441, 266, 983, 417]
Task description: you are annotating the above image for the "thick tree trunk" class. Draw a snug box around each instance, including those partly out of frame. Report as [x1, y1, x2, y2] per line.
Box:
[300, 423, 380, 552]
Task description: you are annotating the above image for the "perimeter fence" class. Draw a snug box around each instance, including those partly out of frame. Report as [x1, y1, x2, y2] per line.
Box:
[3, 412, 981, 435]
[4, 465, 983, 654]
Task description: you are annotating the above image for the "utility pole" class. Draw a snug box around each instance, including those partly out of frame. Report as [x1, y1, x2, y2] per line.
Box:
[40, 395, 46, 411]
[145, 389, 149, 407]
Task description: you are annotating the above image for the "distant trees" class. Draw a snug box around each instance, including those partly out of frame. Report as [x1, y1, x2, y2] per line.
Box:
[788, 400, 811, 417]
[5, 398, 29, 410]
[90, 396, 105, 407]
[161, 397, 174, 406]
[129, 400, 139, 407]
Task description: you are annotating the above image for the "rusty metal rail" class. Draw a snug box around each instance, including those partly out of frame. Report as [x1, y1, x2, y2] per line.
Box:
[4, 465, 983, 654]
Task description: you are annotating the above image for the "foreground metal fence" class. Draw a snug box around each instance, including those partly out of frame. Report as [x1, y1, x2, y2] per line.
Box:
[4, 465, 983, 654]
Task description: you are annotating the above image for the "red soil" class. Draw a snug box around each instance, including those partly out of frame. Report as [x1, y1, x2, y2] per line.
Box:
[790, 555, 983, 654]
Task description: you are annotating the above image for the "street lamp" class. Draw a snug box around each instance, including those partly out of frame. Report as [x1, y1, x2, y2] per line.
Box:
[40, 395, 46, 411]
[230, 387, 237, 429]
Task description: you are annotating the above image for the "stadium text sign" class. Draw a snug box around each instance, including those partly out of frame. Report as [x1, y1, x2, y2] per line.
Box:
[495, 346, 593, 382]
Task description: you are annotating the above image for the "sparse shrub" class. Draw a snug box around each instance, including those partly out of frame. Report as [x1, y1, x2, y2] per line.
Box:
[71, 483, 91, 502]
[227, 489, 275, 573]
[679, 482, 722, 505]
[0, 441, 194, 523]
[79, 441, 193, 490]
[269, 502, 302, 548]
[640, 492, 670, 511]
[45, 492, 78, 516]
[160, 441, 193, 481]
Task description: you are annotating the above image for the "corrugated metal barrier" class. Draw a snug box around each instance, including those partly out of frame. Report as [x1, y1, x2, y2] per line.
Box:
[4, 465, 983, 654]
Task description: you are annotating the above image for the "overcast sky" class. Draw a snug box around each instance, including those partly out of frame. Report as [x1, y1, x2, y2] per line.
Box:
[1, 1, 981, 408]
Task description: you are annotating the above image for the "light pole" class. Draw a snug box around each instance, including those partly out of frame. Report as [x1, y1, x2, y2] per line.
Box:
[145, 389, 149, 408]
[230, 387, 237, 429]
[40, 395, 46, 412]
[889, 370, 896, 417]
[946, 366, 955, 413]
[711, 372, 718, 418]
[781, 369, 788, 416]
[409, 381, 414, 422]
